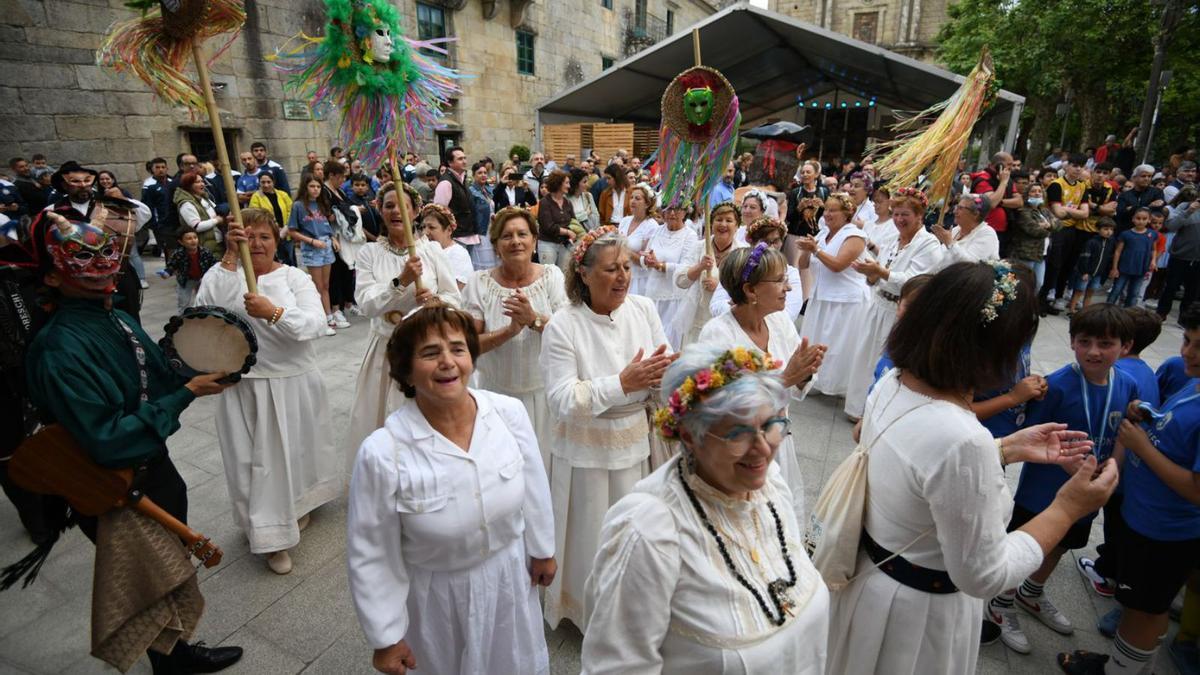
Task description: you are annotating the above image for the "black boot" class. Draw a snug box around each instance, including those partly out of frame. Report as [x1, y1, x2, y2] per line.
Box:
[169, 641, 243, 674]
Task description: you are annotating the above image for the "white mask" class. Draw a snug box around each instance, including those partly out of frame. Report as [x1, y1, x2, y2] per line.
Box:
[367, 27, 393, 63]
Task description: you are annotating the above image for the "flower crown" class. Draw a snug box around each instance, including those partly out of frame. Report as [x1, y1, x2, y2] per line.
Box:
[654, 348, 783, 439]
[891, 186, 928, 210]
[741, 242, 770, 282]
[827, 191, 855, 215]
[573, 225, 617, 263]
[709, 200, 741, 223]
[741, 188, 771, 211]
[418, 202, 456, 228]
[746, 215, 784, 240]
[981, 259, 1020, 324]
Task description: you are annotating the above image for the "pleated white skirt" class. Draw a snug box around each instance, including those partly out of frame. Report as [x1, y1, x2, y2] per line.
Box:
[798, 296, 867, 397]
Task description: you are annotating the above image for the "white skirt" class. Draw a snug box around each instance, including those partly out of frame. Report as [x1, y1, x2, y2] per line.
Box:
[654, 297, 690, 352]
[347, 333, 408, 470]
[827, 551, 981, 675]
[843, 298, 898, 418]
[543, 457, 648, 630]
[406, 537, 550, 675]
[469, 237, 497, 270]
[774, 436, 807, 529]
[798, 296, 867, 397]
[214, 371, 342, 553]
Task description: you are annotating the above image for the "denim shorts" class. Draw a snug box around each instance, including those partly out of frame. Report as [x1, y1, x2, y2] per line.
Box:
[1072, 271, 1103, 292]
[301, 235, 335, 267]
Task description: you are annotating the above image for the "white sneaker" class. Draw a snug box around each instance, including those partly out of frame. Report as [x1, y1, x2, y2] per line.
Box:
[1017, 593, 1074, 635]
[324, 326, 336, 336]
[989, 605, 1031, 654]
[1052, 298, 1069, 311]
[348, 305, 365, 317]
[332, 310, 351, 329]
[139, 279, 150, 289]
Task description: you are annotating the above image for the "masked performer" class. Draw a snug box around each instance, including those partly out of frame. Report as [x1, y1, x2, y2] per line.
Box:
[18, 207, 244, 674]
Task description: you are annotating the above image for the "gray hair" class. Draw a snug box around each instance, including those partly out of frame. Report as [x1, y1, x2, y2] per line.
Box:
[1181, 161, 1197, 172]
[661, 343, 789, 447]
[1133, 164, 1156, 178]
[565, 230, 627, 305]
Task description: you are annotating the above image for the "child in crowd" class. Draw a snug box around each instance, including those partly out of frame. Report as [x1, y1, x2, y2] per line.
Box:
[1059, 305, 1200, 675]
[418, 203, 473, 290]
[1076, 307, 1163, 617]
[1108, 208, 1159, 307]
[1158, 353, 1192, 401]
[1141, 208, 1170, 303]
[989, 304, 1140, 655]
[1068, 218, 1116, 315]
[346, 174, 382, 242]
[165, 227, 216, 312]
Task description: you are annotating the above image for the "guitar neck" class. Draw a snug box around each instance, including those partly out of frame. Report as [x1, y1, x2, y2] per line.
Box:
[132, 495, 204, 546]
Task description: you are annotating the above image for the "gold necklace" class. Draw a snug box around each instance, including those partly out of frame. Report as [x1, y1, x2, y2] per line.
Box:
[713, 509, 767, 569]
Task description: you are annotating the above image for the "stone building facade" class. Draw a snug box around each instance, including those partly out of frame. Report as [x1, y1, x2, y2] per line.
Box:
[0, 0, 717, 187]
[768, 0, 949, 61]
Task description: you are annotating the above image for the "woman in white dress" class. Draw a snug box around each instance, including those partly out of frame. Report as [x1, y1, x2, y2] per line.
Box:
[933, 193, 1001, 268]
[540, 226, 676, 630]
[862, 185, 899, 259]
[618, 183, 659, 296]
[346, 182, 461, 459]
[629, 202, 701, 350]
[418, 203, 473, 290]
[843, 188, 945, 420]
[196, 208, 340, 575]
[709, 218, 805, 320]
[796, 193, 869, 396]
[698, 244, 824, 523]
[347, 305, 556, 675]
[848, 171, 878, 233]
[737, 189, 771, 246]
[462, 207, 569, 469]
[827, 260, 1116, 674]
[676, 201, 747, 347]
[582, 344, 829, 674]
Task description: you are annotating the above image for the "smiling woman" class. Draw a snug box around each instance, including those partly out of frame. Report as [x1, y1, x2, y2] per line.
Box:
[347, 304, 555, 675]
[580, 344, 830, 674]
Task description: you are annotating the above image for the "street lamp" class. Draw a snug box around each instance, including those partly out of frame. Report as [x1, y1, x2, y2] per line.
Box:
[1143, 69, 1173, 164]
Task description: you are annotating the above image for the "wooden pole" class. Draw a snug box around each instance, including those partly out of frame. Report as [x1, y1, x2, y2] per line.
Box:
[692, 29, 715, 275]
[191, 42, 257, 294]
[388, 148, 422, 291]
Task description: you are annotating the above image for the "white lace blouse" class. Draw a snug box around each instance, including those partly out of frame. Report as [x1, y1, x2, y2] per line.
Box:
[462, 265, 569, 394]
[353, 238, 462, 337]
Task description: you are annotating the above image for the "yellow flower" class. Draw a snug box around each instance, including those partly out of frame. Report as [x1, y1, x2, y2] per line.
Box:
[731, 347, 751, 365]
[709, 371, 725, 388]
[680, 377, 696, 397]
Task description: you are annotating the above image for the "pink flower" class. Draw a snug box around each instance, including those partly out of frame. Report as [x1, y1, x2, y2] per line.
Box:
[694, 369, 713, 391]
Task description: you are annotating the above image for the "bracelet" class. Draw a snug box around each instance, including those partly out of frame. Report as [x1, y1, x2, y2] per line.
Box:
[996, 438, 1008, 467]
[268, 306, 284, 325]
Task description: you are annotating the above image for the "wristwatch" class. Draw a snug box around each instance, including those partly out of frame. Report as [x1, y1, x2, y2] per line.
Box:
[532, 315, 545, 330]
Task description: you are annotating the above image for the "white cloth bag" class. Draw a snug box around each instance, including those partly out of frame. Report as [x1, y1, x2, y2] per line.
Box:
[805, 396, 930, 590]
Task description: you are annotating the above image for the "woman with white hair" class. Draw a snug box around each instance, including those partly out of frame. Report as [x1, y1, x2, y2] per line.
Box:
[581, 344, 829, 673]
[540, 225, 676, 630]
[932, 193, 1000, 267]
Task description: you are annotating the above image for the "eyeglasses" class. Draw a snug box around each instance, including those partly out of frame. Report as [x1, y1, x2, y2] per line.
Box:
[706, 417, 791, 451]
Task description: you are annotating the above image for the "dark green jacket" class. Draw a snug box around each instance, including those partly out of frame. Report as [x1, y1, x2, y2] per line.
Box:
[1008, 206, 1063, 262]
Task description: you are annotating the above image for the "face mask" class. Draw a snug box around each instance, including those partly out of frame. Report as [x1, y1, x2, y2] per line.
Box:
[1027, 197, 1044, 207]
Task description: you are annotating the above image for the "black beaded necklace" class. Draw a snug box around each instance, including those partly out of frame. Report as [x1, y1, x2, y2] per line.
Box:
[677, 462, 797, 626]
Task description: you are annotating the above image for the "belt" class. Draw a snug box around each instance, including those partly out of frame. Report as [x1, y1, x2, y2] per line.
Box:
[877, 289, 900, 303]
[863, 530, 958, 594]
[598, 401, 649, 419]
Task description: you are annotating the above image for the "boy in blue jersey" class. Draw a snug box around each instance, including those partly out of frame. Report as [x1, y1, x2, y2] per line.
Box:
[989, 304, 1139, 655]
[1158, 354, 1191, 401]
[1058, 305, 1200, 674]
[1077, 307, 1163, 604]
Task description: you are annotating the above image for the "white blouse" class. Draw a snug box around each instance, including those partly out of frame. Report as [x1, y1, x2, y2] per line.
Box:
[582, 457, 829, 674]
[940, 223, 1000, 268]
[628, 224, 701, 301]
[812, 224, 869, 302]
[852, 199, 878, 231]
[863, 217, 899, 257]
[346, 390, 555, 649]
[462, 265, 569, 394]
[697, 311, 815, 401]
[862, 370, 1042, 594]
[541, 295, 670, 469]
[353, 238, 462, 337]
[194, 264, 327, 378]
[875, 228, 944, 297]
[443, 242, 475, 285]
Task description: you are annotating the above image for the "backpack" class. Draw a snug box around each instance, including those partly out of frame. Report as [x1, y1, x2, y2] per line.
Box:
[805, 377, 931, 590]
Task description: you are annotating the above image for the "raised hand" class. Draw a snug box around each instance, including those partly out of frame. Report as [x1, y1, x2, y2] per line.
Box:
[782, 338, 825, 388]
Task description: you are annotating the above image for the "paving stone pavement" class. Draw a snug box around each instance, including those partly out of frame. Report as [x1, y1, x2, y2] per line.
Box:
[0, 258, 1188, 674]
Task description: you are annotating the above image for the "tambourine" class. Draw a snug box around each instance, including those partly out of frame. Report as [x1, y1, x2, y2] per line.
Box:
[159, 306, 257, 384]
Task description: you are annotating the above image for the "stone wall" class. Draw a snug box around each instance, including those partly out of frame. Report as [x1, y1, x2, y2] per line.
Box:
[768, 0, 949, 61]
[0, 0, 716, 188]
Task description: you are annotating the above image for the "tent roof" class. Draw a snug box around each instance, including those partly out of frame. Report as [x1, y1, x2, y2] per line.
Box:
[536, 3, 1022, 126]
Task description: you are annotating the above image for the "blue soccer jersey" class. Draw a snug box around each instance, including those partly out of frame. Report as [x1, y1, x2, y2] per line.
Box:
[1157, 355, 1191, 401]
[975, 344, 1033, 439]
[1014, 363, 1140, 515]
[1116, 356, 1161, 408]
[1122, 383, 1200, 541]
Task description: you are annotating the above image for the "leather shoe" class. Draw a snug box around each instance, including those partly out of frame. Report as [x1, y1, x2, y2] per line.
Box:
[173, 641, 243, 673]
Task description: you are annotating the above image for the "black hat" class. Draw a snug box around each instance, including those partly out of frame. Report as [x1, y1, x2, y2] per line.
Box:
[50, 161, 99, 193]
